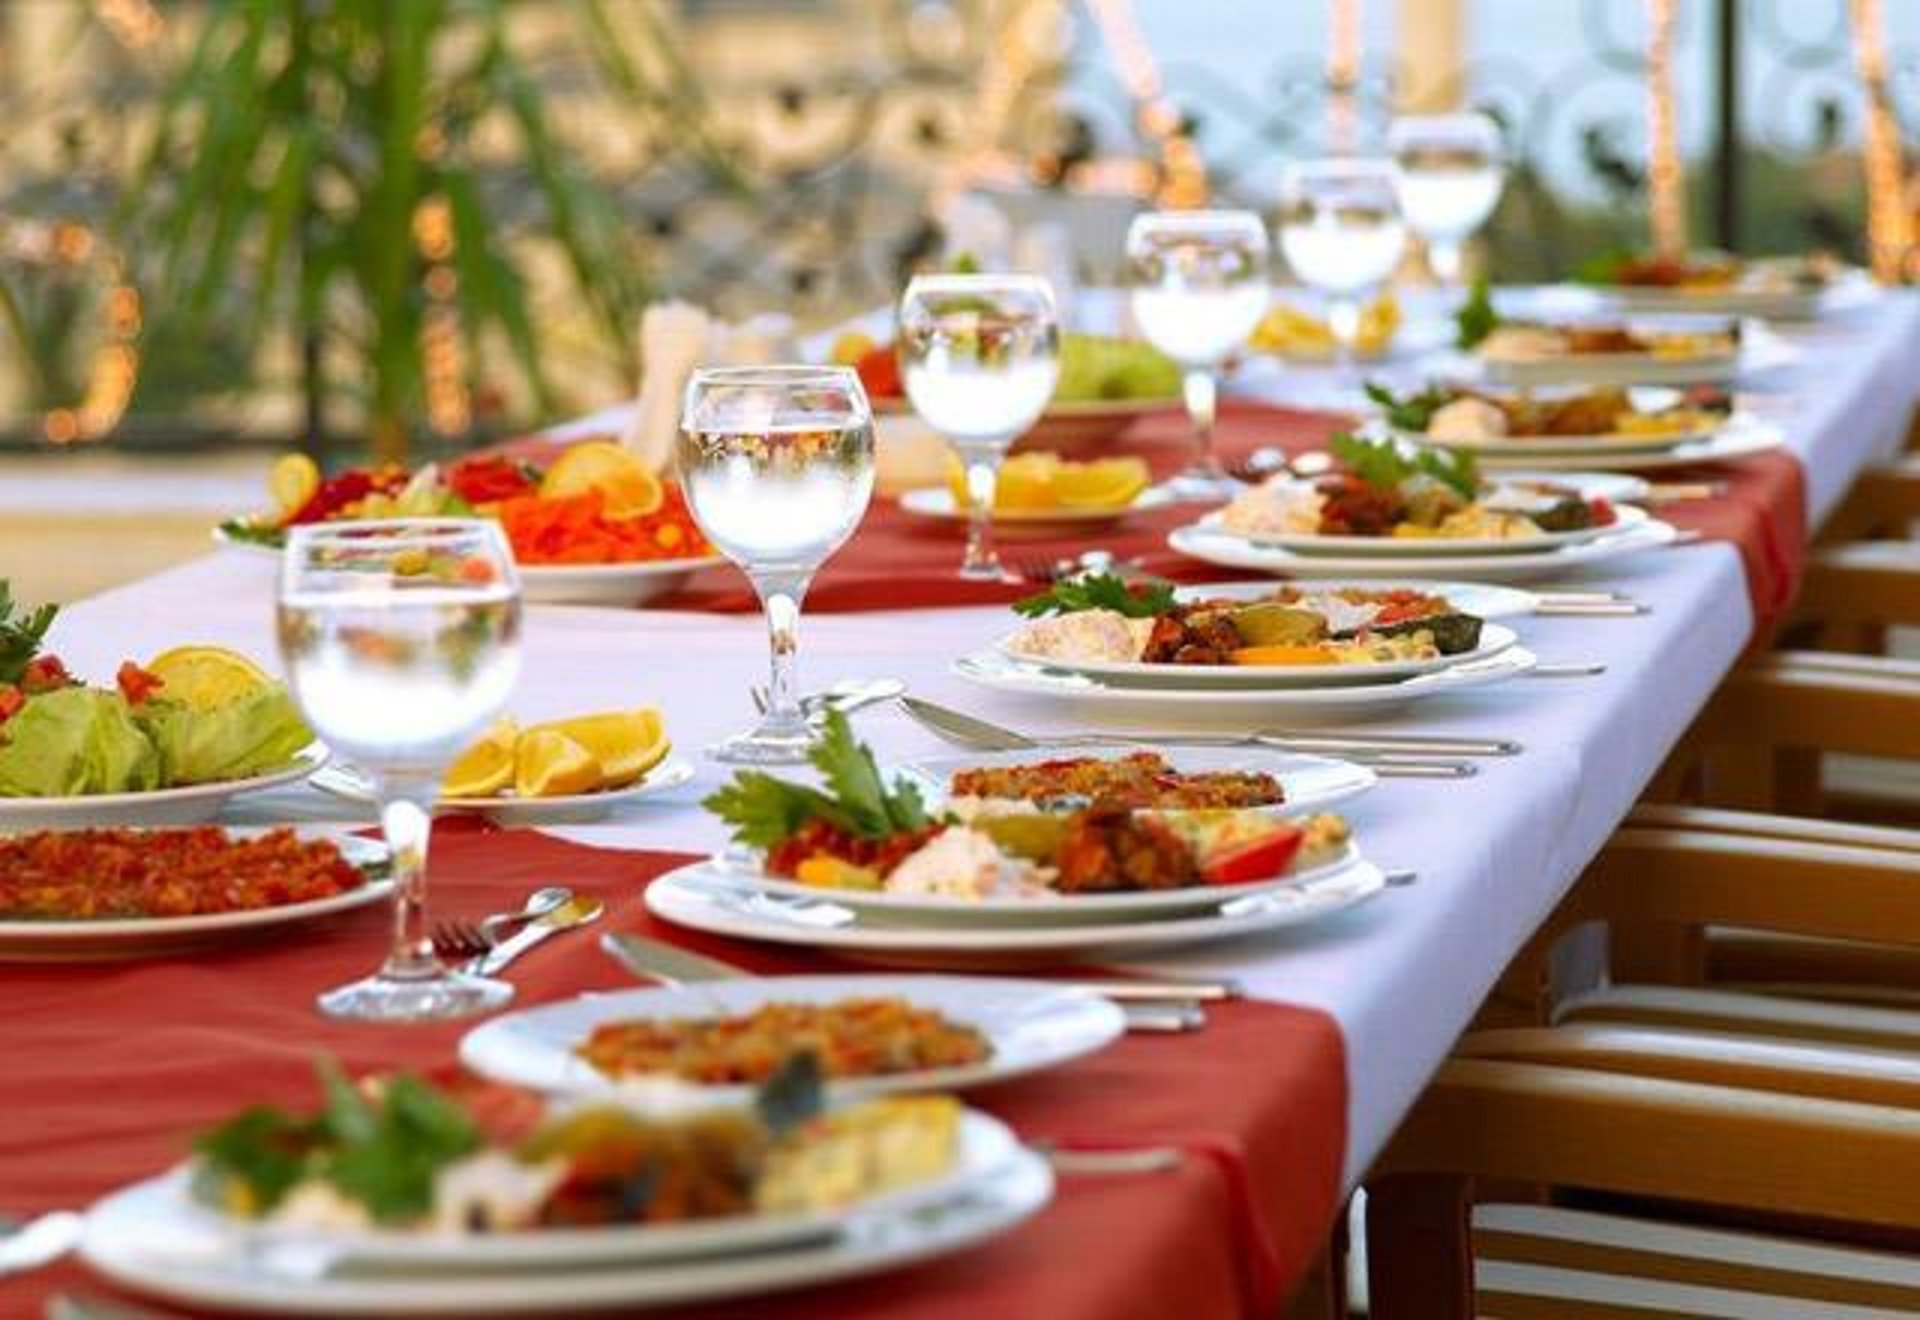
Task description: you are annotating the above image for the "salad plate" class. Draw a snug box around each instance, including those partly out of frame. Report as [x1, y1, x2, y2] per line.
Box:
[1169, 515, 1680, 583]
[1166, 578, 1542, 621]
[0, 744, 327, 831]
[898, 744, 1378, 816]
[1592, 267, 1878, 321]
[79, 1120, 1051, 1315]
[1235, 506, 1649, 559]
[309, 755, 696, 825]
[0, 828, 389, 961]
[460, 975, 1126, 1100]
[1390, 422, 1720, 456]
[645, 855, 1387, 967]
[993, 622, 1517, 689]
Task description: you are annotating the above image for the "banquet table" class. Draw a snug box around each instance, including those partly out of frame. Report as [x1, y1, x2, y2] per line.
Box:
[6, 289, 1920, 1319]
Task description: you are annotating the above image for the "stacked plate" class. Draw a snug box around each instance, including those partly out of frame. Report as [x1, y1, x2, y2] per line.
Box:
[1393, 413, 1785, 473]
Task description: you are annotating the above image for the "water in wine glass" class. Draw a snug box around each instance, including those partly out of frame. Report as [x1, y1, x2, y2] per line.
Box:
[1279, 211, 1407, 297]
[1130, 285, 1271, 366]
[278, 587, 521, 777]
[679, 423, 874, 571]
[1396, 163, 1504, 244]
[900, 359, 1057, 442]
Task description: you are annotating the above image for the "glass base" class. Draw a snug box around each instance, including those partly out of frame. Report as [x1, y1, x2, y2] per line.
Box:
[707, 724, 818, 765]
[1165, 464, 1248, 503]
[316, 969, 514, 1022]
[957, 558, 1017, 585]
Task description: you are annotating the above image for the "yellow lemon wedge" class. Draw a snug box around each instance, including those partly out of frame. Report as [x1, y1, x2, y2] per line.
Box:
[514, 729, 605, 798]
[143, 646, 274, 712]
[268, 453, 321, 517]
[524, 708, 670, 788]
[1051, 457, 1150, 509]
[539, 441, 664, 519]
[945, 452, 1062, 511]
[829, 331, 878, 366]
[442, 718, 519, 798]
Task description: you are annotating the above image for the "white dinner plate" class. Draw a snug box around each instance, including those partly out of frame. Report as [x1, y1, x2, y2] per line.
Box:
[646, 855, 1386, 968]
[897, 485, 1175, 533]
[213, 528, 723, 607]
[460, 975, 1125, 1100]
[0, 830, 390, 962]
[1391, 421, 1723, 456]
[1229, 506, 1648, 559]
[1169, 515, 1679, 583]
[993, 622, 1516, 690]
[1475, 346, 1741, 388]
[79, 1120, 1051, 1315]
[1463, 420, 1786, 472]
[0, 745, 327, 832]
[1593, 269, 1878, 321]
[1165, 578, 1542, 620]
[308, 756, 696, 825]
[899, 744, 1378, 815]
[952, 645, 1537, 721]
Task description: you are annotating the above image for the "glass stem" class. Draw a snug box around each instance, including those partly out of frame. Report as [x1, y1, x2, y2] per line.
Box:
[1328, 298, 1362, 379]
[375, 784, 439, 982]
[1182, 368, 1220, 477]
[1430, 240, 1466, 288]
[958, 448, 1006, 582]
[751, 570, 811, 733]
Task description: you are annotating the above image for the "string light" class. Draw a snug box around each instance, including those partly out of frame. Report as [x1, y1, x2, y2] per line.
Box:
[1847, 0, 1916, 283]
[411, 197, 471, 436]
[2, 218, 141, 445]
[1326, 0, 1363, 155]
[1083, 0, 1208, 206]
[94, 0, 163, 50]
[1645, 0, 1688, 259]
[932, 0, 1064, 210]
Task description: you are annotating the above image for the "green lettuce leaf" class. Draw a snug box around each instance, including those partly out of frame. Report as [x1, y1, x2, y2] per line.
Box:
[136, 685, 313, 786]
[0, 687, 162, 797]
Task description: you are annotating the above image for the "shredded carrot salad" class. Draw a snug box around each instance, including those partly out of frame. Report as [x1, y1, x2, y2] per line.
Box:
[0, 827, 366, 920]
[494, 487, 711, 565]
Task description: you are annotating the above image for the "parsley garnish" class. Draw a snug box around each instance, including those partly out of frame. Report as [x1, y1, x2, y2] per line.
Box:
[1454, 278, 1499, 348]
[1572, 249, 1630, 286]
[0, 582, 57, 686]
[1363, 381, 1455, 433]
[703, 709, 930, 849]
[1328, 431, 1480, 501]
[216, 518, 290, 549]
[1011, 571, 1175, 620]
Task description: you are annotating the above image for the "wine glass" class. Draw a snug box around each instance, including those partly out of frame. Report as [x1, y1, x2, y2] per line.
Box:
[1278, 158, 1407, 372]
[898, 274, 1060, 581]
[1389, 112, 1506, 288]
[1125, 210, 1270, 499]
[677, 365, 875, 763]
[277, 518, 523, 1022]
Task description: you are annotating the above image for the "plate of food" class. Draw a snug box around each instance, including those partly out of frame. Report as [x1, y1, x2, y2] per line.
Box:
[1581, 250, 1876, 320]
[1469, 314, 1743, 387]
[1458, 417, 1787, 472]
[215, 442, 725, 605]
[81, 1061, 1051, 1313]
[1215, 434, 1638, 557]
[1165, 578, 1550, 621]
[688, 711, 1370, 932]
[461, 974, 1125, 1100]
[842, 330, 1184, 451]
[0, 825, 390, 960]
[309, 706, 692, 824]
[898, 454, 1172, 533]
[898, 745, 1377, 818]
[0, 589, 325, 828]
[997, 572, 1514, 688]
[1369, 381, 1733, 455]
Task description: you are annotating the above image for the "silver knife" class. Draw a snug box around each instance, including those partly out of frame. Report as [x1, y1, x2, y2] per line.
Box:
[600, 931, 750, 986]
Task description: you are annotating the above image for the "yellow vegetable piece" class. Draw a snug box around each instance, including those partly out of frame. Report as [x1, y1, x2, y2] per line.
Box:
[143, 646, 274, 712]
[442, 718, 519, 798]
[1051, 458, 1150, 509]
[522, 707, 670, 789]
[829, 331, 878, 366]
[1229, 644, 1339, 666]
[268, 453, 321, 517]
[942, 452, 1144, 512]
[514, 729, 604, 798]
[539, 441, 664, 519]
[794, 855, 884, 890]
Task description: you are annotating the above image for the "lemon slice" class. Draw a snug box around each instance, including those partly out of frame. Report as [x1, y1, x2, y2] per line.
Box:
[946, 452, 1062, 512]
[144, 646, 274, 712]
[514, 730, 604, 798]
[442, 718, 519, 798]
[268, 453, 321, 517]
[539, 441, 664, 519]
[1052, 457, 1150, 509]
[524, 708, 669, 788]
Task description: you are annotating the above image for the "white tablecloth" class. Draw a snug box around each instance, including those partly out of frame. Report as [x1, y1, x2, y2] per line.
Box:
[38, 290, 1920, 1187]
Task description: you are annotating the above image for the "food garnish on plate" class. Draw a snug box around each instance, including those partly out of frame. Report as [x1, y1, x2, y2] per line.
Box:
[0, 826, 368, 920]
[1005, 571, 1484, 669]
[1219, 434, 1616, 545]
[192, 1056, 959, 1232]
[1453, 281, 1738, 362]
[948, 751, 1286, 811]
[1368, 381, 1731, 443]
[835, 331, 1181, 407]
[441, 707, 671, 800]
[705, 710, 1348, 899]
[221, 441, 712, 566]
[575, 999, 992, 1086]
[0, 586, 312, 799]
[936, 452, 1151, 513]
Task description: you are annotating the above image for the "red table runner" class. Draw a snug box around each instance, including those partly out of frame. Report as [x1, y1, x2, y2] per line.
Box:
[507, 401, 1807, 632]
[1, 824, 1346, 1320]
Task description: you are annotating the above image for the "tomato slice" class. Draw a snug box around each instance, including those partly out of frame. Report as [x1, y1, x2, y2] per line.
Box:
[1199, 824, 1304, 885]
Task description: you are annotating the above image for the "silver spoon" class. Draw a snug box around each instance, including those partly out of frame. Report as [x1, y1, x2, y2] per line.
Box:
[479, 886, 571, 943]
